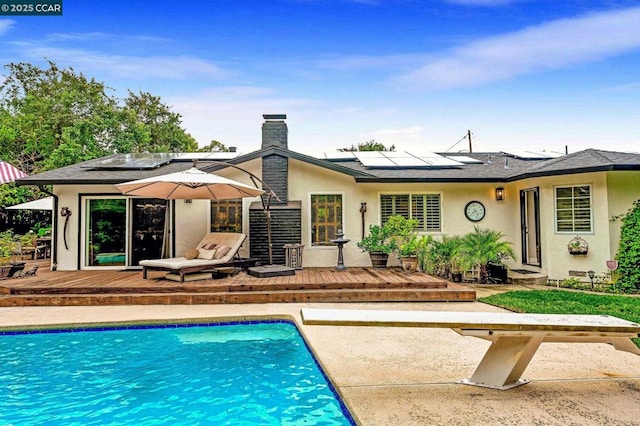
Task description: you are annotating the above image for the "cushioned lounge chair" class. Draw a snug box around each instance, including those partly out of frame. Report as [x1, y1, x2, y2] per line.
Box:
[140, 232, 247, 282]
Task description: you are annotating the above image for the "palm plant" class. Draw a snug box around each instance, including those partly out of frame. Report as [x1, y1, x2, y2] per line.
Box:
[422, 235, 462, 278]
[456, 226, 515, 284]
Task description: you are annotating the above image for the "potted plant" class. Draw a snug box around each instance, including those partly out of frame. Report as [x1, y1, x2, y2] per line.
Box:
[398, 233, 420, 272]
[357, 224, 396, 268]
[0, 231, 23, 278]
[567, 236, 588, 255]
[383, 215, 422, 271]
[397, 234, 433, 273]
[455, 226, 515, 284]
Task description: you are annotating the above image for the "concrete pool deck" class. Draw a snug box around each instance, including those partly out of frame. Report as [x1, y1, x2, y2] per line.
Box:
[2, 301, 639, 425]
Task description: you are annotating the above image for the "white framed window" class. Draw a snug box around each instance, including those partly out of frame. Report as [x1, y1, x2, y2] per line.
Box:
[555, 185, 592, 233]
[380, 193, 441, 232]
[310, 194, 343, 246]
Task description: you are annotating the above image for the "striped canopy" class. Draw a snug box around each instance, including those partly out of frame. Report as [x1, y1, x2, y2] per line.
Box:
[0, 160, 27, 184]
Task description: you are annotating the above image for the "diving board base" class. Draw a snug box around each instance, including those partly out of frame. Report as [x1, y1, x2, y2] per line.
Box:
[456, 378, 530, 390]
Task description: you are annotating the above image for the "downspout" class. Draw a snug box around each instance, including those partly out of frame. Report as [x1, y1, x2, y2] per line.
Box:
[38, 186, 58, 271]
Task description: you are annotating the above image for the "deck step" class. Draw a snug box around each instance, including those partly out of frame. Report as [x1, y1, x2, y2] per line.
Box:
[6, 280, 448, 295]
[0, 287, 475, 306]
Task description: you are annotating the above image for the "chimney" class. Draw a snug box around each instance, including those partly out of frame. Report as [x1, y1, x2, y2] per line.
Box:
[250, 113, 302, 265]
[262, 114, 288, 149]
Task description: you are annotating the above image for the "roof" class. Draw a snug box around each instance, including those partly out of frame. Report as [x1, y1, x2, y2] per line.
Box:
[513, 149, 640, 179]
[15, 148, 640, 187]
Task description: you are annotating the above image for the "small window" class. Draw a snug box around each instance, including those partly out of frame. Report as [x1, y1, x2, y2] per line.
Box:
[555, 185, 592, 233]
[211, 199, 242, 233]
[311, 194, 343, 246]
[381, 193, 441, 232]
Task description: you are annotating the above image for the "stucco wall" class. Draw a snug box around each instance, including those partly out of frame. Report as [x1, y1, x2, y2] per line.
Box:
[515, 172, 611, 281]
[288, 160, 521, 268]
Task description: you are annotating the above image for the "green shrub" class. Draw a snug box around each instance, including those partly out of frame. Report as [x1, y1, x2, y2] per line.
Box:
[615, 200, 640, 293]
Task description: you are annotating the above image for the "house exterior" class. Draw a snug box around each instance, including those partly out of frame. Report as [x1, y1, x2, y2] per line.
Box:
[17, 114, 640, 281]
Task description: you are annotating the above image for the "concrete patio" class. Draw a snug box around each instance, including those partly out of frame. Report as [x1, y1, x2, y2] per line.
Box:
[1, 300, 639, 425]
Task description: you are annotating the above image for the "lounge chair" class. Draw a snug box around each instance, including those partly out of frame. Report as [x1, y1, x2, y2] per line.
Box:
[140, 232, 247, 282]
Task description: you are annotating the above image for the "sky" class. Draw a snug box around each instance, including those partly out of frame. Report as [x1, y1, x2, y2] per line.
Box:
[1, 0, 639, 157]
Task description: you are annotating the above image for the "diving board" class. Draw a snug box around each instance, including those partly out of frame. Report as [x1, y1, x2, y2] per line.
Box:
[300, 308, 640, 390]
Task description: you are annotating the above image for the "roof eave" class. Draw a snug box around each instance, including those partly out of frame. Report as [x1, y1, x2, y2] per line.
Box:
[508, 164, 639, 181]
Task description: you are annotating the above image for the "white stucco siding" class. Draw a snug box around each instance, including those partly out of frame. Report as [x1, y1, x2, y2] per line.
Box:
[173, 199, 210, 256]
[288, 159, 522, 268]
[288, 159, 367, 267]
[517, 173, 612, 281]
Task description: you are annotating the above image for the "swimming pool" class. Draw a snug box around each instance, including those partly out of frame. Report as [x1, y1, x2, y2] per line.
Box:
[0, 320, 355, 425]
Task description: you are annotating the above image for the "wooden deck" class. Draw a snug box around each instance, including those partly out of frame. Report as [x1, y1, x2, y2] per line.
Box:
[0, 260, 475, 306]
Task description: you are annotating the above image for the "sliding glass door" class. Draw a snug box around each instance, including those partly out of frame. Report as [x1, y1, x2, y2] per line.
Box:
[83, 197, 169, 269]
[85, 198, 127, 268]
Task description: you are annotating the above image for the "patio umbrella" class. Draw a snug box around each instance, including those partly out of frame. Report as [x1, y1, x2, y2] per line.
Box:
[115, 166, 264, 200]
[0, 160, 27, 184]
[6, 196, 53, 211]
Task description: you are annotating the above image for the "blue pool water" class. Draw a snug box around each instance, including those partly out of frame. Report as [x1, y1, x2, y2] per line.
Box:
[0, 321, 354, 425]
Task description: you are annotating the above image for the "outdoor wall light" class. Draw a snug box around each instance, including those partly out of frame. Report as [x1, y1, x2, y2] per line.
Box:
[495, 187, 505, 201]
[587, 270, 596, 289]
[184, 199, 192, 204]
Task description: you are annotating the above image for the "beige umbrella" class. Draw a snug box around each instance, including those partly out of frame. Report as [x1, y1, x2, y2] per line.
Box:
[6, 196, 53, 210]
[115, 166, 264, 200]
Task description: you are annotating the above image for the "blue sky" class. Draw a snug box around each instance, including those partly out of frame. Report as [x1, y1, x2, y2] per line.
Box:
[1, 0, 640, 156]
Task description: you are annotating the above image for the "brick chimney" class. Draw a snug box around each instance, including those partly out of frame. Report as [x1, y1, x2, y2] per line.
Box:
[261, 114, 288, 149]
[261, 114, 288, 204]
[250, 114, 302, 265]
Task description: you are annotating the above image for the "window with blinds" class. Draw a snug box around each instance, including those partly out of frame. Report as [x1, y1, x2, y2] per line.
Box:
[555, 185, 592, 233]
[380, 193, 441, 232]
[311, 194, 343, 246]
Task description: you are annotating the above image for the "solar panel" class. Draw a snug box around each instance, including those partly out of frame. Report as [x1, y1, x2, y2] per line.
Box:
[444, 155, 483, 164]
[417, 154, 463, 166]
[353, 151, 464, 168]
[354, 152, 395, 167]
[83, 153, 176, 170]
[501, 150, 563, 159]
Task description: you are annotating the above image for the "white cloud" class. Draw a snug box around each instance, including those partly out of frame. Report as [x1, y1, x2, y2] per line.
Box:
[45, 32, 112, 42]
[165, 86, 317, 149]
[24, 47, 228, 80]
[317, 53, 428, 72]
[0, 19, 15, 35]
[396, 7, 640, 89]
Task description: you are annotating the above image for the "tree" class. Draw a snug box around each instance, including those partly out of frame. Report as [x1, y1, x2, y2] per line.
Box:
[0, 61, 199, 207]
[338, 139, 395, 152]
[0, 61, 198, 173]
[198, 140, 229, 152]
[122, 90, 197, 154]
[615, 200, 640, 292]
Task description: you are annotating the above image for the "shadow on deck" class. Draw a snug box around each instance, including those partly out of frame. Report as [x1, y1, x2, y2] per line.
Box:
[0, 260, 475, 306]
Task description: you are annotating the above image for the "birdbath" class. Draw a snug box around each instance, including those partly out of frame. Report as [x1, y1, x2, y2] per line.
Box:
[330, 229, 350, 271]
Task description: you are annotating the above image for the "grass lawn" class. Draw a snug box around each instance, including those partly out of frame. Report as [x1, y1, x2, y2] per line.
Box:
[479, 289, 640, 347]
